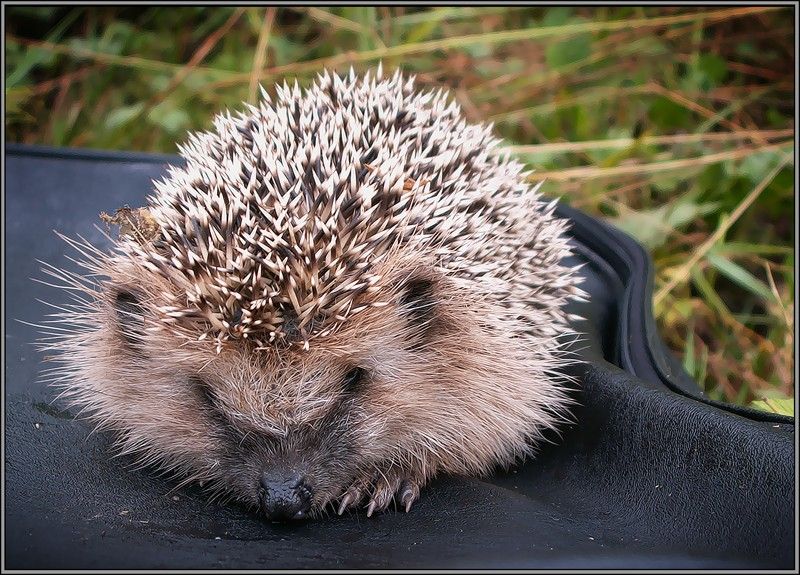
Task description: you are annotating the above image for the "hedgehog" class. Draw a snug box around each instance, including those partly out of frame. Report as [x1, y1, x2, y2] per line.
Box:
[39, 66, 586, 522]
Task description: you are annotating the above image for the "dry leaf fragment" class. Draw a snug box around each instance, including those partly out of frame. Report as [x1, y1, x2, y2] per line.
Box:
[100, 205, 160, 244]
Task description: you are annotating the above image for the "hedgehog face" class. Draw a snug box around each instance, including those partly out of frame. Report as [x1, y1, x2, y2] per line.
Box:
[86, 262, 458, 520]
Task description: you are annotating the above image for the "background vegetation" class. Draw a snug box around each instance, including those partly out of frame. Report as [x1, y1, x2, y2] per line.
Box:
[6, 6, 794, 415]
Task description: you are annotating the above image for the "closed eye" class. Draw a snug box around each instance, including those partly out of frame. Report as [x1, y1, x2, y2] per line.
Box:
[190, 376, 240, 438]
[190, 376, 218, 408]
[342, 367, 366, 392]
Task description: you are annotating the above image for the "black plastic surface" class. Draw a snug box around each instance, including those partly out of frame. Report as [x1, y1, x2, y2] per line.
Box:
[4, 144, 795, 569]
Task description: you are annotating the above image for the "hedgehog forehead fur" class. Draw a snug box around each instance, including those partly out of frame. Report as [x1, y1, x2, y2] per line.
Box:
[116, 66, 582, 351]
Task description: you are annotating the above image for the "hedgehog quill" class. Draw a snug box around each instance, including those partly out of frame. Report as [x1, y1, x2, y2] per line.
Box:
[39, 67, 587, 521]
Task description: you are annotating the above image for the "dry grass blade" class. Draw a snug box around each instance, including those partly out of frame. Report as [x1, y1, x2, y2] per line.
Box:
[648, 82, 757, 142]
[490, 86, 654, 124]
[151, 8, 245, 105]
[653, 155, 793, 306]
[7, 34, 232, 76]
[527, 141, 791, 181]
[763, 262, 793, 330]
[507, 129, 794, 155]
[248, 8, 277, 103]
[303, 7, 386, 49]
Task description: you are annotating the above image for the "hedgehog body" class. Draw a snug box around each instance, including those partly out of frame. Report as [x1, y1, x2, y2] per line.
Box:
[43, 67, 585, 520]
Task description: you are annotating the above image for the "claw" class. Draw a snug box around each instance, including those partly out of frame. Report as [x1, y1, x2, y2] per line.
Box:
[339, 471, 423, 518]
[337, 492, 354, 516]
[402, 491, 415, 513]
[400, 481, 419, 513]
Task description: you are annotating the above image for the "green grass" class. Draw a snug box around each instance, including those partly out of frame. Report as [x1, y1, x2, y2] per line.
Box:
[6, 6, 794, 415]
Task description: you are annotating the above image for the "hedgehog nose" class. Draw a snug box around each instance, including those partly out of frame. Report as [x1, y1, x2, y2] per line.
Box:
[258, 473, 312, 521]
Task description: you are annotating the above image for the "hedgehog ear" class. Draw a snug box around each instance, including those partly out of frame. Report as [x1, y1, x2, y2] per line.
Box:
[398, 276, 437, 331]
[113, 289, 147, 350]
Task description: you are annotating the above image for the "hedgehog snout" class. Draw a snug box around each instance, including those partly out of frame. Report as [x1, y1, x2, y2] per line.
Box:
[258, 470, 313, 522]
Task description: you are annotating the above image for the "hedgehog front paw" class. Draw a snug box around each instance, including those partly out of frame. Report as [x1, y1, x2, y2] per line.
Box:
[336, 468, 424, 517]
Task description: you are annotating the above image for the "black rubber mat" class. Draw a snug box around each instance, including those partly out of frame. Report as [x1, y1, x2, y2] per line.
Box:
[4, 144, 794, 569]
